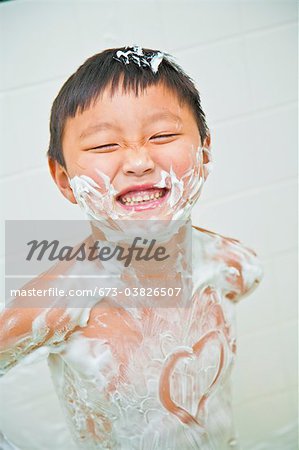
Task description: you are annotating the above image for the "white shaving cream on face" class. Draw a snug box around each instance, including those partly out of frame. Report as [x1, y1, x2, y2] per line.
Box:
[69, 145, 211, 242]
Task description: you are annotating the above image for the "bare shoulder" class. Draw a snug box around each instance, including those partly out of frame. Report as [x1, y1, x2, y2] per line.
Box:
[192, 225, 263, 302]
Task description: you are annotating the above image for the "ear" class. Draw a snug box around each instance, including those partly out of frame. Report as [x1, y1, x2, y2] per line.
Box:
[48, 158, 77, 204]
[202, 133, 212, 181]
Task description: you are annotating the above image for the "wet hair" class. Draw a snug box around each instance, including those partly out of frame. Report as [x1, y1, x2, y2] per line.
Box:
[47, 46, 209, 167]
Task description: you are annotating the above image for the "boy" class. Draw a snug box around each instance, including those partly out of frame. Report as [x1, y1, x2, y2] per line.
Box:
[0, 46, 262, 449]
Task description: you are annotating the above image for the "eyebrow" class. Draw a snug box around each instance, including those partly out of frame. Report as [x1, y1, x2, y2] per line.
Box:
[146, 111, 182, 124]
[80, 111, 182, 139]
[80, 122, 120, 139]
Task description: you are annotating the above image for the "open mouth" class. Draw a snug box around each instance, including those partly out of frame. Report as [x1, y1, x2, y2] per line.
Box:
[116, 187, 170, 211]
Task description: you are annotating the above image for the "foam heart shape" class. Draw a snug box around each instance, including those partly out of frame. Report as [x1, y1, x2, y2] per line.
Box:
[159, 329, 227, 431]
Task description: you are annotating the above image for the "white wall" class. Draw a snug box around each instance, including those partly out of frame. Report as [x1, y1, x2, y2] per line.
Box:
[0, 1, 297, 449]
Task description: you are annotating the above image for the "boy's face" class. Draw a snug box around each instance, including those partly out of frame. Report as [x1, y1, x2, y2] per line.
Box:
[50, 82, 210, 219]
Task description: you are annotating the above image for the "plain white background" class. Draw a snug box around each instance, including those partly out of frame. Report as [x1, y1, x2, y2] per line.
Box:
[0, 1, 297, 449]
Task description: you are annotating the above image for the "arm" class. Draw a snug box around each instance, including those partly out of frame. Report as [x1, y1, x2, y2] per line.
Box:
[0, 302, 92, 376]
[1, 236, 107, 376]
[192, 225, 263, 303]
[0, 260, 100, 376]
[214, 235, 263, 303]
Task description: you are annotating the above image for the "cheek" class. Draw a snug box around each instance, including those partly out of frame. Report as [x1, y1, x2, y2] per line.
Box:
[156, 143, 198, 178]
[69, 152, 119, 192]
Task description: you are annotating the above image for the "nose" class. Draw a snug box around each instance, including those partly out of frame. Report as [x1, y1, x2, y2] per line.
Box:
[122, 147, 155, 176]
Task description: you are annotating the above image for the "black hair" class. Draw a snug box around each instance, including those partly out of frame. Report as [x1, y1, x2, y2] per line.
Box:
[47, 46, 209, 167]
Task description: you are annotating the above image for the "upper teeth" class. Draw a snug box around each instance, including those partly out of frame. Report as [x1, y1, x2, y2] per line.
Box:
[120, 189, 164, 204]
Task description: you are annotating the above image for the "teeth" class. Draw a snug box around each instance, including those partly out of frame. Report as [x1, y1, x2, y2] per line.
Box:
[120, 189, 165, 204]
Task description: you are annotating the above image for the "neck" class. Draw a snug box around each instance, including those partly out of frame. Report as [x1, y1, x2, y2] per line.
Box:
[89, 218, 193, 307]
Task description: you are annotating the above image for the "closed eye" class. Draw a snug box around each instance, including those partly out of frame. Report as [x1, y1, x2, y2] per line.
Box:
[150, 133, 179, 144]
[90, 143, 118, 151]
[150, 134, 179, 141]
